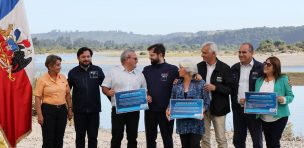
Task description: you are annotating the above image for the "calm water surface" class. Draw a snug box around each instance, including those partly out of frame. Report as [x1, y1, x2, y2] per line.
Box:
[35, 54, 304, 136]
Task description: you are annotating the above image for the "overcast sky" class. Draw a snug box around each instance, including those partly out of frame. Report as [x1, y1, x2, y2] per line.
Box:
[24, 0, 304, 35]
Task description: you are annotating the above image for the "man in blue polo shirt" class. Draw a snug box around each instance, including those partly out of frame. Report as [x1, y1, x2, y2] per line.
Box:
[143, 44, 179, 148]
[68, 47, 105, 148]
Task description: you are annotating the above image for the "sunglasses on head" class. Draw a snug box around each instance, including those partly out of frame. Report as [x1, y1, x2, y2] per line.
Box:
[263, 61, 272, 67]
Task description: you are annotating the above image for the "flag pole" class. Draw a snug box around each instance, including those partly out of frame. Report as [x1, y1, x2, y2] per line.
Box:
[0, 133, 8, 148]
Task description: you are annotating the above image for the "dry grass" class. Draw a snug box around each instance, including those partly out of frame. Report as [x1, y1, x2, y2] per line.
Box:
[287, 72, 304, 86]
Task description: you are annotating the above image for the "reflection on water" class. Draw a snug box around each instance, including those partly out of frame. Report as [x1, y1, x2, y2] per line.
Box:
[35, 55, 304, 136]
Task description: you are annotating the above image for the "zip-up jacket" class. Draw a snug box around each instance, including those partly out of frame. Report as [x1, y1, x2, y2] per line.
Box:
[230, 58, 263, 113]
[197, 59, 233, 116]
[68, 65, 105, 113]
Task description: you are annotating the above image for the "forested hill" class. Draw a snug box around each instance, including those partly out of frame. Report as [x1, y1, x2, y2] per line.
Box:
[32, 26, 304, 47]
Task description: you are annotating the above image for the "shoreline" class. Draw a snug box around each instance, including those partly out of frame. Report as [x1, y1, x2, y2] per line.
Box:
[50, 52, 304, 66]
[1, 117, 303, 147]
[37, 52, 304, 85]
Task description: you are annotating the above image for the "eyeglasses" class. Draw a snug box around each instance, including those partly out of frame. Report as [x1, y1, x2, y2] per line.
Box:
[263, 62, 272, 67]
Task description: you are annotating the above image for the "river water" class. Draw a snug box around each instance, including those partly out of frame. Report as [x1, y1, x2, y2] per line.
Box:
[34, 54, 304, 136]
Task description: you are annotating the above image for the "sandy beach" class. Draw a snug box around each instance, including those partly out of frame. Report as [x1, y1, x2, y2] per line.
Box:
[0, 117, 301, 148]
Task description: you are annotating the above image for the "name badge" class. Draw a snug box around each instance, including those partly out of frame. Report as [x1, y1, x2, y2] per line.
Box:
[216, 76, 222, 82]
[252, 72, 258, 79]
[90, 71, 98, 78]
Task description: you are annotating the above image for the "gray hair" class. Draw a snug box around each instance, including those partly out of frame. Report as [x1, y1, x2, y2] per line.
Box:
[120, 49, 136, 63]
[202, 42, 218, 54]
[179, 59, 198, 76]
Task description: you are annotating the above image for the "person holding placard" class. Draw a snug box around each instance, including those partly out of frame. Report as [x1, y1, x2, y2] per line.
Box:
[255, 56, 294, 148]
[166, 59, 210, 148]
[102, 49, 148, 148]
[230, 43, 264, 148]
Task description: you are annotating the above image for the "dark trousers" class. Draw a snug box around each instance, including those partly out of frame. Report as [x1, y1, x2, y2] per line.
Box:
[41, 104, 67, 148]
[111, 107, 139, 148]
[74, 112, 100, 148]
[144, 110, 174, 148]
[180, 133, 202, 148]
[232, 107, 263, 148]
[261, 117, 288, 148]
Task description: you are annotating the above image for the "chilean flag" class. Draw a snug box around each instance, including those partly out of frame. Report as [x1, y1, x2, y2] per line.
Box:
[0, 0, 34, 147]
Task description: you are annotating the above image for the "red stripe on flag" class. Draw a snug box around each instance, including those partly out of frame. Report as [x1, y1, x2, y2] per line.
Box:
[0, 69, 32, 147]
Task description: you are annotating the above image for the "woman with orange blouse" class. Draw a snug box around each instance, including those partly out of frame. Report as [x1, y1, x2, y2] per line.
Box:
[34, 55, 73, 148]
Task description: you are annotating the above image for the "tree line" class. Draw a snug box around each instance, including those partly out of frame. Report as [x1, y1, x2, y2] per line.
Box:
[31, 26, 304, 54]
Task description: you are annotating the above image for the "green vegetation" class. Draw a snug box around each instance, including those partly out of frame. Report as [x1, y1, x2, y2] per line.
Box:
[32, 26, 304, 54]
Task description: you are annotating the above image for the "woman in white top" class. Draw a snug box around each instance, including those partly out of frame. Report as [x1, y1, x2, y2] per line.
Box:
[254, 56, 294, 148]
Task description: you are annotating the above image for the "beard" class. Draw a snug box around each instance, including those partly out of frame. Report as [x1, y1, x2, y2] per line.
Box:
[79, 61, 91, 67]
[151, 58, 160, 65]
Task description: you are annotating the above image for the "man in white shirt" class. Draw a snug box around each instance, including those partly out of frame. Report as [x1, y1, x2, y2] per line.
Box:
[230, 43, 264, 148]
[102, 49, 148, 148]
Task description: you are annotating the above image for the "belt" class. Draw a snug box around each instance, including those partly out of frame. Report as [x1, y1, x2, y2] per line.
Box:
[42, 103, 66, 109]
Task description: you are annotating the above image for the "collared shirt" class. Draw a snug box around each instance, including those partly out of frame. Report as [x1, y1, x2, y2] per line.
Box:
[34, 73, 70, 105]
[102, 65, 147, 106]
[237, 59, 254, 104]
[206, 62, 216, 100]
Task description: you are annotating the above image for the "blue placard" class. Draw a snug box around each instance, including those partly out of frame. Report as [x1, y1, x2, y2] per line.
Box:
[170, 99, 203, 120]
[115, 88, 148, 114]
[244, 92, 278, 115]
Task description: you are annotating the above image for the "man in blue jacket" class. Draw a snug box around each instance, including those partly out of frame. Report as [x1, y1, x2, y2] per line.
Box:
[230, 43, 263, 148]
[68, 47, 105, 148]
[143, 44, 179, 148]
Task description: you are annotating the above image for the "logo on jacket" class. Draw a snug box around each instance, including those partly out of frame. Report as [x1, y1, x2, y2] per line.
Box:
[252, 72, 258, 79]
[0, 24, 32, 81]
[161, 72, 169, 81]
[90, 71, 98, 78]
[216, 76, 223, 82]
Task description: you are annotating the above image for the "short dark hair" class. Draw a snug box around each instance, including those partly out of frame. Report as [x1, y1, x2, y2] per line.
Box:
[45, 54, 62, 69]
[263, 56, 282, 80]
[147, 43, 166, 57]
[241, 42, 254, 52]
[77, 47, 93, 57]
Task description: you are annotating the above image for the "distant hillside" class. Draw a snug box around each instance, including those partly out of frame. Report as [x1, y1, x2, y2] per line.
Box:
[32, 26, 304, 47]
